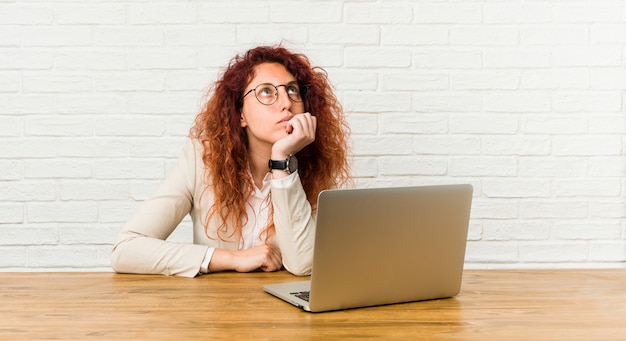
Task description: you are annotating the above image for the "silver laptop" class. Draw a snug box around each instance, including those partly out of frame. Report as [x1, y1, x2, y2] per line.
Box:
[263, 184, 473, 312]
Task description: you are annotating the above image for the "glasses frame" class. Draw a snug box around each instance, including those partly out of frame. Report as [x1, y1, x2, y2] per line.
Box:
[242, 82, 307, 106]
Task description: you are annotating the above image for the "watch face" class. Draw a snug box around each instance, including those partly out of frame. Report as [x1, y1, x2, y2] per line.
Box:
[288, 154, 298, 173]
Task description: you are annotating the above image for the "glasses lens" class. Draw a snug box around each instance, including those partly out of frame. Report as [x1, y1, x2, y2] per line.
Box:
[285, 84, 302, 102]
[254, 84, 277, 105]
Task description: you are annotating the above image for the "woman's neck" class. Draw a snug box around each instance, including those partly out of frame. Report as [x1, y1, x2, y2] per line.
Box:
[247, 146, 271, 189]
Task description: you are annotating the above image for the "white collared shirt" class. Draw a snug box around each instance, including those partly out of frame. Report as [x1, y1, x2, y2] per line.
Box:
[199, 171, 297, 273]
[240, 172, 272, 250]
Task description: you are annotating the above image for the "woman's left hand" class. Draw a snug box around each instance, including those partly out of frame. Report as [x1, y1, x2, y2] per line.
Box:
[271, 112, 316, 159]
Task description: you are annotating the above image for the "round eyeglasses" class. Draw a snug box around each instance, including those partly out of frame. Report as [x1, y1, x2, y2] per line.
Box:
[242, 82, 306, 106]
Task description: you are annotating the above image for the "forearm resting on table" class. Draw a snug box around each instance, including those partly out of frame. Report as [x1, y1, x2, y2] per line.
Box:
[205, 245, 282, 273]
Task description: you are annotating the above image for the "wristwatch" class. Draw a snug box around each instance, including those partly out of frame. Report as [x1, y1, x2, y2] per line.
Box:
[268, 154, 298, 174]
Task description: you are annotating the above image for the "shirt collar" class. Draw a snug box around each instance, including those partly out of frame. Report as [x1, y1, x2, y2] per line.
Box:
[252, 172, 272, 199]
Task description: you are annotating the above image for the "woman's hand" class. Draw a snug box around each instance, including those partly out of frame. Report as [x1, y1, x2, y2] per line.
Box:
[208, 245, 282, 273]
[271, 112, 316, 160]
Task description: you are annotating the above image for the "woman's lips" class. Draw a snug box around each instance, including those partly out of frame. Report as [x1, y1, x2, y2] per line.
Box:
[278, 115, 293, 123]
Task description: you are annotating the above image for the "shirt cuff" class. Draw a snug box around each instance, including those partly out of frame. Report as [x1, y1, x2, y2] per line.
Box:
[199, 247, 215, 274]
[270, 170, 297, 188]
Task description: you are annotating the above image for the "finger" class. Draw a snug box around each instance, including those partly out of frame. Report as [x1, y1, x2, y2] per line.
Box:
[305, 114, 316, 137]
[266, 246, 282, 270]
[286, 117, 300, 135]
[285, 121, 294, 134]
[293, 113, 316, 139]
[265, 245, 281, 262]
[260, 256, 281, 272]
[300, 112, 316, 136]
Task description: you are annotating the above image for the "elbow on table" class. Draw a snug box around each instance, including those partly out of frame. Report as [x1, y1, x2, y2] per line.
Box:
[283, 260, 312, 277]
[279, 244, 314, 276]
[109, 241, 132, 274]
[109, 246, 123, 274]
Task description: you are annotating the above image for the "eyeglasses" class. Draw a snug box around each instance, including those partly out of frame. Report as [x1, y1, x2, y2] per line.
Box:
[242, 82, 306, 106]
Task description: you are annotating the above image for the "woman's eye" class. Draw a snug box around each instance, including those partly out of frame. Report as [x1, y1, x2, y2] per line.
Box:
[287, 86, 299, 95]
[258, 87, 274, 97]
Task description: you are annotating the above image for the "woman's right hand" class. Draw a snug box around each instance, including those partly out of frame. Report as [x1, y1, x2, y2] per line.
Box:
[208, 245, 282, 273]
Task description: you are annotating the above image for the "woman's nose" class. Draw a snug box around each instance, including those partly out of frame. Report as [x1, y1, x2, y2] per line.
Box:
[276, 86, 292, 111]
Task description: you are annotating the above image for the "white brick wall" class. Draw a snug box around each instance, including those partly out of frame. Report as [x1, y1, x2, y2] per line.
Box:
[1, 0, 624, 272]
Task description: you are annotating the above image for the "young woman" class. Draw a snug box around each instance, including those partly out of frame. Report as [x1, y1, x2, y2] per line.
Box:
[111, 45, 352, 277]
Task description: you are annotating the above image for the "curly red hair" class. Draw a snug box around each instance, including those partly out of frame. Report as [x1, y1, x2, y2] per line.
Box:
[190, 45, 352, 242]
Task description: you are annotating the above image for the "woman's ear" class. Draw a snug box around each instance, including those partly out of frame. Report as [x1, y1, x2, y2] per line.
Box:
[240, 112, 247, 128]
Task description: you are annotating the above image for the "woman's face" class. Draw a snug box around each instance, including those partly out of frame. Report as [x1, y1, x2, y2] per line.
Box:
[240, 62, 306, 151]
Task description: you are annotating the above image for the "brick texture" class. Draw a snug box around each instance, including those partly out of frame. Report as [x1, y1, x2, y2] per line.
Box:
[1, 0, 624, 272]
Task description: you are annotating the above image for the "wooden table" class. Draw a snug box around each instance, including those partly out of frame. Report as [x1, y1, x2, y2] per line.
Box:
[2, 269, 625, 340]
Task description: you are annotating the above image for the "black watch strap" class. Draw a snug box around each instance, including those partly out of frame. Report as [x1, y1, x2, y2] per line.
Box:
[268, 154, 297, 174]
[268, 159, 288, 171]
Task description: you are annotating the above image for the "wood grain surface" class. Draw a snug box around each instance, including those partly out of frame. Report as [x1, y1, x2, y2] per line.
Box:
[1, 269, 625, 340]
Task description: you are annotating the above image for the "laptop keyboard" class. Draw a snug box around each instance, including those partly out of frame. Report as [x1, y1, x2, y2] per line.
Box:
[290, 291, 310, 302]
